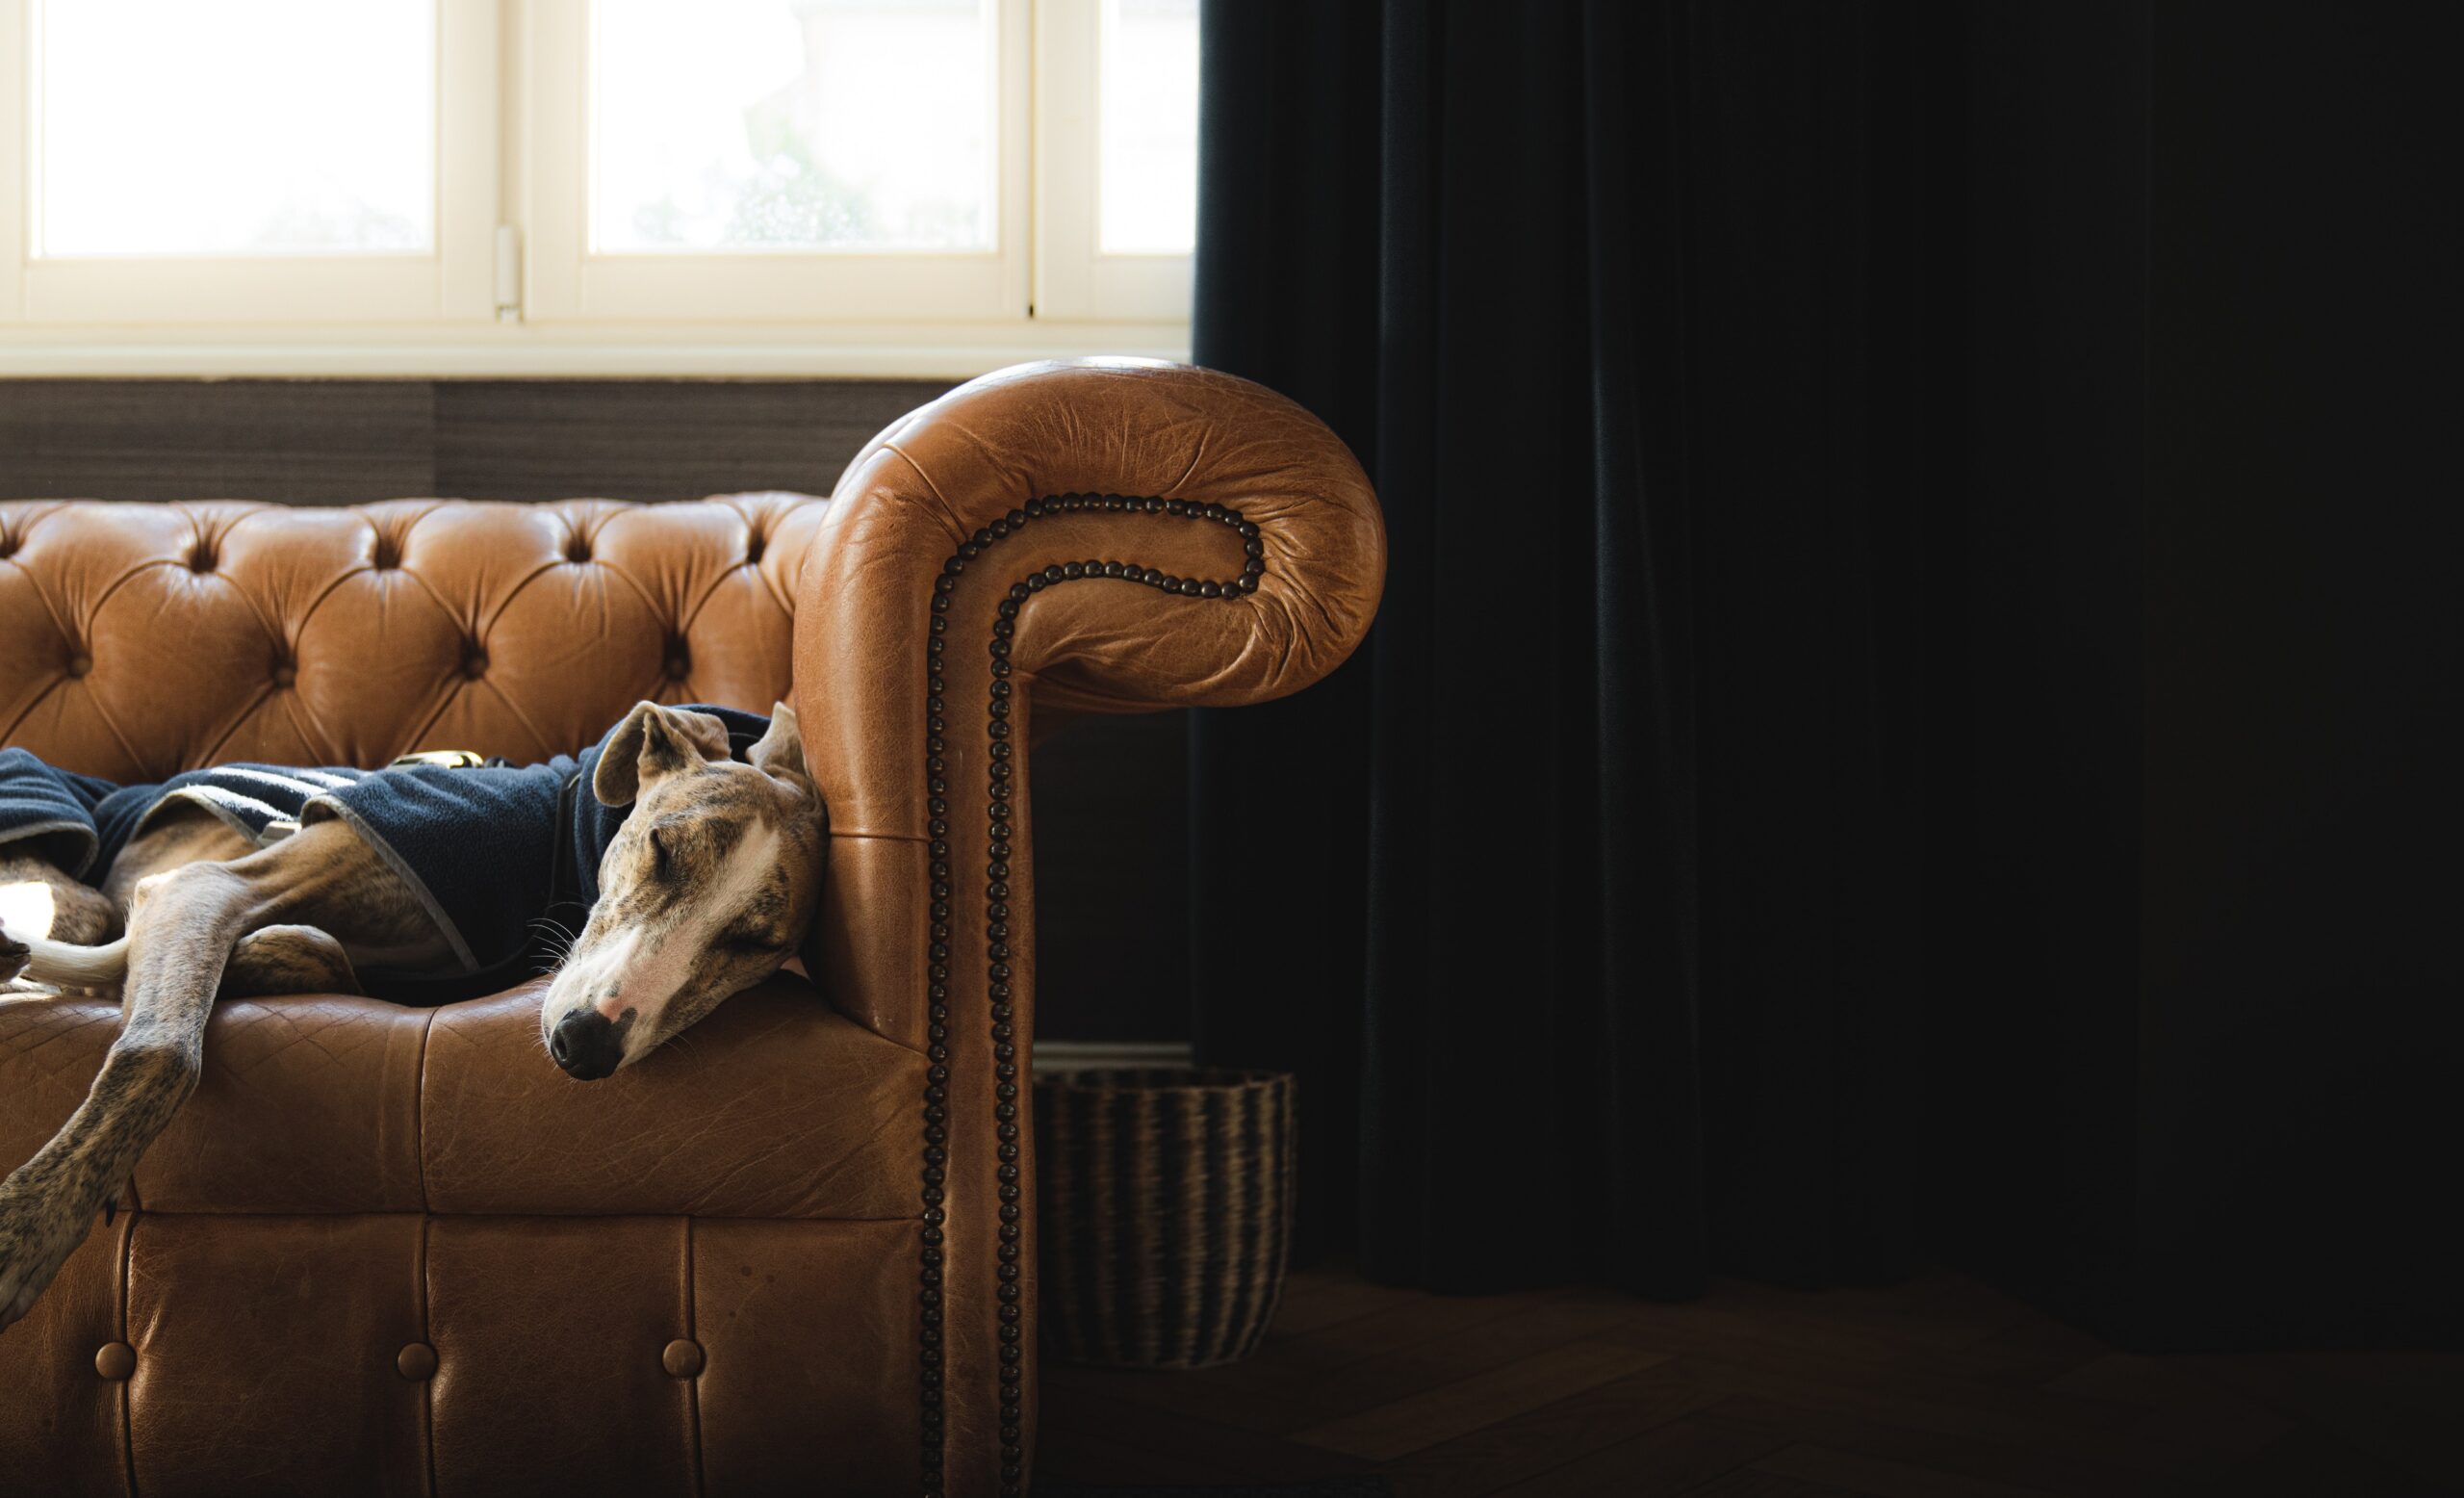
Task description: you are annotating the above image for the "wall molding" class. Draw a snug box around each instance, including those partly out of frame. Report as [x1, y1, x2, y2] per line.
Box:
[0, 321, 1192, 380]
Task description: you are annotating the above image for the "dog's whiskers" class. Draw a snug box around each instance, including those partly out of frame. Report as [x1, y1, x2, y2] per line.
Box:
[526, 915, 580, 969]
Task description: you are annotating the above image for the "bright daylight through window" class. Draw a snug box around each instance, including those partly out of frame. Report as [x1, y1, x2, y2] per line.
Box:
[592, 0, 998, 254]
[1099, 0, 1196, 255]
[0, 0, 1199, 374]
[36, 0, 437, 257]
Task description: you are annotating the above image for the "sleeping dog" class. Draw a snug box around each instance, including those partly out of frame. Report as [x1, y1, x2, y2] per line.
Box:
[0, 700, 826, 1330]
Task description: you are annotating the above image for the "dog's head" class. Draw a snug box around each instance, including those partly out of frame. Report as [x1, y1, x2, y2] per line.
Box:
[539, 701, 826, 1080]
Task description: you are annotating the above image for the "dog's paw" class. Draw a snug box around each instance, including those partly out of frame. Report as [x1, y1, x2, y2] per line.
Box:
[0, 1170, 92, 1333]
[0, 926, 28, 986]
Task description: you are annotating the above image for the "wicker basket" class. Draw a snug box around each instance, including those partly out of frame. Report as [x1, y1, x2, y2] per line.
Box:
[1033, 1067, 1296, 1369]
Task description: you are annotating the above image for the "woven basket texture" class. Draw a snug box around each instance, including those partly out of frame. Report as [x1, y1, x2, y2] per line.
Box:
[1034, 1067, 1296, 1369]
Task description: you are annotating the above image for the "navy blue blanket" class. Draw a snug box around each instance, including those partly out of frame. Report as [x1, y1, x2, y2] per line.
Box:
[0, 707, 771, 1003]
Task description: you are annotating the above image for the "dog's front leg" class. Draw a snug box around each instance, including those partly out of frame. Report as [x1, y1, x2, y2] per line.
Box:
[0, 861, 254, 1330]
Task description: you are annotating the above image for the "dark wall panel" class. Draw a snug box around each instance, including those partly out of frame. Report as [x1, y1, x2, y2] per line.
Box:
[0, 377, 1188, 1044]
[0, 380, 437, 502]
[431, 380, 938, 503]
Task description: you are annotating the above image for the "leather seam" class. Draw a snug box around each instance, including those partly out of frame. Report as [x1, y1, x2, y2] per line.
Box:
[385, 563, 475, 757]
[9, 536, 79, 645]
[117, 1207, 137, 1498]
[260, 555, 389, 762]
[416, 1007, 437, 1212]
[194, 682, 281, 770]
[465, 669, 558, 769]
[82, 681, 155, 785]
[419, 1212, 436, 1498]
[684, 1216, 705, 1498]
[0, 672, 69, 751]
[417, 1009, 438, 1498]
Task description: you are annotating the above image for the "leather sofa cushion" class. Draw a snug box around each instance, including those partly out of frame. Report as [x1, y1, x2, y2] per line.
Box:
[0, 494, 824, 784]
[0, 1209, 921, 1498]
[0, 973, 922, 1220]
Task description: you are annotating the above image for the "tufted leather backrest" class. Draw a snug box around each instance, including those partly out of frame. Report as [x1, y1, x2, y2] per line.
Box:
[0, 493, 829, 779]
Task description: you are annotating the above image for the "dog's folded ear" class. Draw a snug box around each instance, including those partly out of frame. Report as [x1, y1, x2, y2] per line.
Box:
[749, 701, 811, 792]
[591, 701, 734, 807]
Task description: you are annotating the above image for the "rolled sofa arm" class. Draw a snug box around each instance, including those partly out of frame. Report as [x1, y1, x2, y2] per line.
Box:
[786, 359, 1381, 1496]
[791, 356, 1384, 1044]
[800, 357, 1382, 806]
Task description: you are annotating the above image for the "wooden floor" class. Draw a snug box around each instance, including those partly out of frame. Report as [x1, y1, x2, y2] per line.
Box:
[1038, 1265, 2464, 1496]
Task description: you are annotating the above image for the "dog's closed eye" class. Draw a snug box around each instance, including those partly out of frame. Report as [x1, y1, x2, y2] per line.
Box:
[722, 926, 784, 955]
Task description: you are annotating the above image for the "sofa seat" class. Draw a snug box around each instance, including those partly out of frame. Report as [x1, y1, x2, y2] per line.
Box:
[0, 975, 924, 1221]
[0, 976, 928, 1497]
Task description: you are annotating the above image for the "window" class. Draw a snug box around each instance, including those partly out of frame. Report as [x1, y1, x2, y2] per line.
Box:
[38, 0, 436, 257]
[0, 0, 1196, 374]
[590, 0, 997, 253]
[1099, 0, 1199, 255]
[3, 0, 497, 325]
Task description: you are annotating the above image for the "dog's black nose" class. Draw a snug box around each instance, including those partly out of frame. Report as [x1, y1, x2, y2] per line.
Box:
[550, 1009, 624, 1081]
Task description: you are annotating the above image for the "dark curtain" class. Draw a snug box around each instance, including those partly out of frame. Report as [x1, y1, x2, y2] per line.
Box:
[1190, 1, 1950, 1296]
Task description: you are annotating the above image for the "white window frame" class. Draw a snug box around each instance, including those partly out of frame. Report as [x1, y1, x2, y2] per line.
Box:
[0, 0, 1193, 376]
[0, 0, 500, 326]
[1031, 0, 1193, 323]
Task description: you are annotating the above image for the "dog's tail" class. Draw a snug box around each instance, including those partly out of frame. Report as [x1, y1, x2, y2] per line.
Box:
[9, 928, 132, 990]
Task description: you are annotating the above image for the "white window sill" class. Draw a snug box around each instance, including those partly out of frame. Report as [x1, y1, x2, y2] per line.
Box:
[0, 319, 1194, 380]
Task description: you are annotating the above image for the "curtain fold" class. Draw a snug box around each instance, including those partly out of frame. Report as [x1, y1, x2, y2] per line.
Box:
[1192, 0, 1942, 1295]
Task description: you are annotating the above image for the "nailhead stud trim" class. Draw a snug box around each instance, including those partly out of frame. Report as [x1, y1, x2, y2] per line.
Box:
[920, 491, 1261, 1497]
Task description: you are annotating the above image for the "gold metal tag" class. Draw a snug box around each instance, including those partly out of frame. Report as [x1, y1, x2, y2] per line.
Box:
[388, 750, 490, 769]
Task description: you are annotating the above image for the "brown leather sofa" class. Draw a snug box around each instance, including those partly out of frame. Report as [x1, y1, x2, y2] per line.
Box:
[0, 360, 1383, 1497]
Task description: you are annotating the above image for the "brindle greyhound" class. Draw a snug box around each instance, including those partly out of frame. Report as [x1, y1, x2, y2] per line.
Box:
[0, 700, 825, 1330]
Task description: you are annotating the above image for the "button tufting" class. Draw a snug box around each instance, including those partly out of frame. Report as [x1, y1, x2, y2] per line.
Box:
[371, 538, 400, 570]
[94, 1343, 135, 1381]
[64, 652, 91, 679]
[565, 534, 593, 563]
[0, 532, 18, 559]
[745, 532, 766, 564]
[460, 645, 488, 680]
[664, 643, 690, 681]
[188, 546, 217, 572]
[661, 1338, 704, 1378]
[397, 1342, 437, 1381]
[270, 659, 297, 688]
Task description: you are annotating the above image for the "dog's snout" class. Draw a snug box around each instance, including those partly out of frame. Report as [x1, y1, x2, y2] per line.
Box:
[549, 1008, 624, 1081]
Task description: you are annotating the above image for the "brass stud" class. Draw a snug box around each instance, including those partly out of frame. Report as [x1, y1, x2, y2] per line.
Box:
[661, 1338, 704, 1378]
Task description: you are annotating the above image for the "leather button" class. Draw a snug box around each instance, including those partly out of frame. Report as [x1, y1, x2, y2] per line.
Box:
[270, 660, 297, 688]
[461, 645, 488, 679]
[64, 653, 92, 679]
[661, 1338, 704, 1378]
[397, 1342, 437, 1381]
[94, 1342, 135, 1381]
